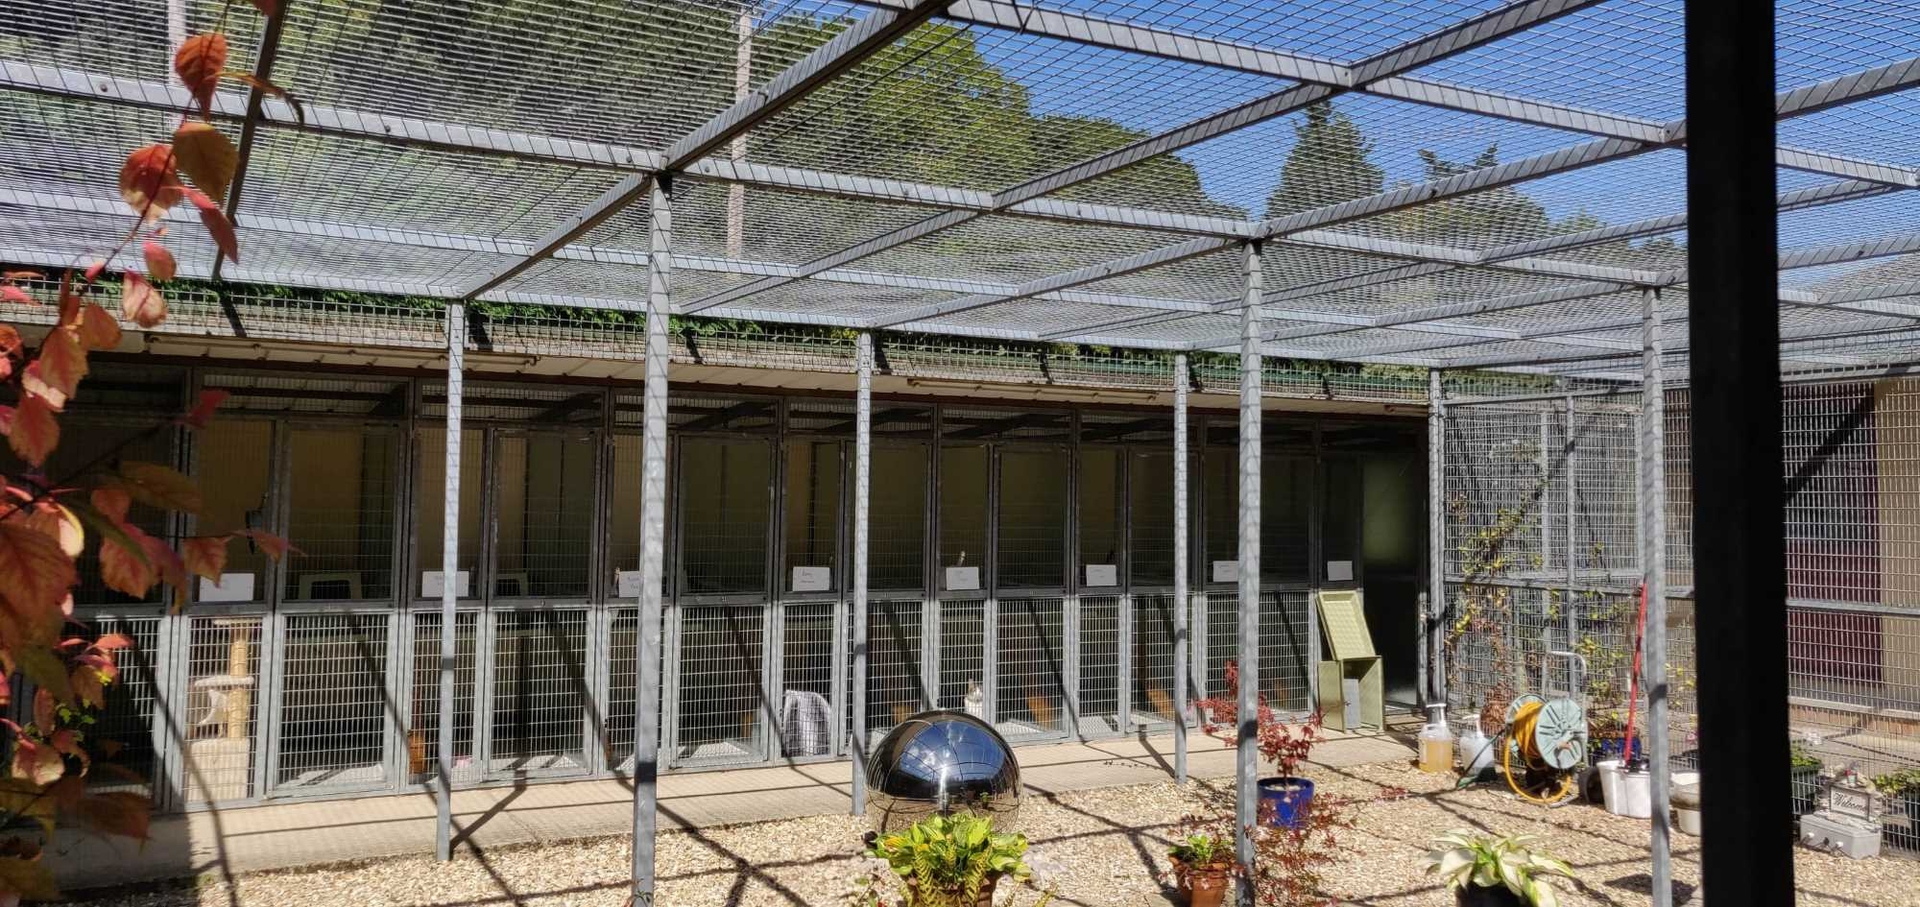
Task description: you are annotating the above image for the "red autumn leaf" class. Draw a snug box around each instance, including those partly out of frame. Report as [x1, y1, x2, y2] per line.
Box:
[3, 392, 59, 467]
[21, 504, 83, 559]
[30, 690, 53, 731]
[219, 70, 305, 125]
[0, 285, 31, 306]
[121, 272, 166, 328]
[77, 652, 117, 685]
[91, 487, 133, 525]
[236, 529, 295, 560]
[0, 325, 19, 382]
[183, 388, 229, 429]
[93, 633, 135, 651]
[77, 303, 124, 351]
[9, 739, 64, 787]
[13, 647, 71, 702]
[0, 854, 59, 901]
[182, 536, 228, 582]
[48, 729, 88, 774]
[248, 0, 277, 17]
[114, 461, 202, 514]
[172, 122, 237, 202]
[20, 361, 68, 412]
[173, 33, 227, 118]
[67, 791, 150, 842]
[57, 274, 81, 328]
[140, 533, 187, 596]
[98, 531, 156, 599]
[142, 241, 176, 282]
[186, 188, 238, 267]
[118, 145, 183, 221]
[71, 663, 106, 710]
[32, 327, 86, 402]
[1, 270, 44, 281]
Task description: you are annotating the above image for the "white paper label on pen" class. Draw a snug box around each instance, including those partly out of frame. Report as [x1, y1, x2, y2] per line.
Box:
[616, 570, 644, 598]
[945, 566, 980, 591]
[1211, 560, 1240, 583]
[1326, 560, 1354, 582]
[199, 573, 255, 602]
[791, 566, 832, 592]
[421, 570, 470, 598]
[1084, 564, 1118, 587]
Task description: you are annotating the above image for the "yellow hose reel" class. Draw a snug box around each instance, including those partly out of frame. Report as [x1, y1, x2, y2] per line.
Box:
[1501, 694, 1588, 805]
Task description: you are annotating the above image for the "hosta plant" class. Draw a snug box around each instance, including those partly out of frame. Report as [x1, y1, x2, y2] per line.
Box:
[1425, 831, 1574, 907]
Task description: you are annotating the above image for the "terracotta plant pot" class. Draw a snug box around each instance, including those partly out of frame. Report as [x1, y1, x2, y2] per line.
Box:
[1456, 884, 1525, 907]
[1174, 859, 1232, 907]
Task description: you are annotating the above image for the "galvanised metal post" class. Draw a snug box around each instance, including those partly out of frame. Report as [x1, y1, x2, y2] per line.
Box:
[1639, 288, 1673, 907]
[1686, 4, 1790, 903]
[852, 331, 872, 815]
[1562, 393, 1575, 697]
[1172, 353, 1189, 783]
[633, 174, 673, 900]
[1235, 241, 1263, 894]
[1426, 369, 1446, 708]
[436, 301, 463, 862]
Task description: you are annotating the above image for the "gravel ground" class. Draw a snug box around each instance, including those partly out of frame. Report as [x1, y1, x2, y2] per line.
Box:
[74, 761, 1916, 907]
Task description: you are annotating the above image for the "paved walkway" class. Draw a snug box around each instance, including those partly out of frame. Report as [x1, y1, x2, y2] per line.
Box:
[51, 730, 1414, 891]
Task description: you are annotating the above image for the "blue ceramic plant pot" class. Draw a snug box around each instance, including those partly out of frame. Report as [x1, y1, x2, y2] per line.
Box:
[1257, 776, 1315, 828]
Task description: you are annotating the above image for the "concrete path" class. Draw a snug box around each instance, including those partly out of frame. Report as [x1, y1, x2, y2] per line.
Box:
[51, 730, 1415, 891]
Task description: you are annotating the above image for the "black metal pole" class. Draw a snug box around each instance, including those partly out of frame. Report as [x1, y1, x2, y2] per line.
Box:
[1686, 4, 1791, 907]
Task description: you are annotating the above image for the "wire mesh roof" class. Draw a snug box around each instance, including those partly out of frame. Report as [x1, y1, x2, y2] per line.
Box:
[3, 0, 1918, 380]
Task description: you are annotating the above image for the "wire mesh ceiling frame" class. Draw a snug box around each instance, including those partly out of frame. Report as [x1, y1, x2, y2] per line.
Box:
[1, 1, 1916, 378]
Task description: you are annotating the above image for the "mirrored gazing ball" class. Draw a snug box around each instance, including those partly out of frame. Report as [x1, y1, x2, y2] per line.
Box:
[864, 709, 1021, 834]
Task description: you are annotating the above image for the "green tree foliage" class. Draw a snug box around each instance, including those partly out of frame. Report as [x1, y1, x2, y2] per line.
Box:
[1265, 101, 1384, 219]
[1382, 145, 1551, 244]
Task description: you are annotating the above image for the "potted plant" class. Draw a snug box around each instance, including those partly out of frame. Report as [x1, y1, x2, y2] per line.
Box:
[860, 813, 1055, 907]
[1789, 743, 1823, 815]
[1167, 829, 1235, 907]
[1426, 831, 1575, 907]
[1870, 768, 1920, 831]
[1196, 660, 1322, 827]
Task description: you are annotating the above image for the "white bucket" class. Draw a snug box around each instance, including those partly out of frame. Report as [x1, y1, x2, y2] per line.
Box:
[1618, 768, 1653, 818]
[1596, 760, 1624, 812]
[1674, 804, 1702, 834]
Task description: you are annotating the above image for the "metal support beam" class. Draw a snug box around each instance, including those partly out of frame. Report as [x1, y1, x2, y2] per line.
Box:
[1686, 4, 1791, 906]
[852, 331, 872, 814]
[1256, 137, 1654, 243]
[1172, 352, 1190, 784]
[1234, 242, 1263, 893]
[459, 0, 949, 299]
[212, 0, 291, 281]
[435, 300, 464, 863]
[632, 175, 673, 900]
[686, 0, 1595, 317]
[870, 235, 1233, 328]
[1426, 370, 1446, 708]
[0, 63, 1256, 239]
[1639, 288, 1674, 907]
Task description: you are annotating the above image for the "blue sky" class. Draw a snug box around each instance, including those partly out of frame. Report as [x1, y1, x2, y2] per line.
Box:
[956, 0, 1918, 225]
